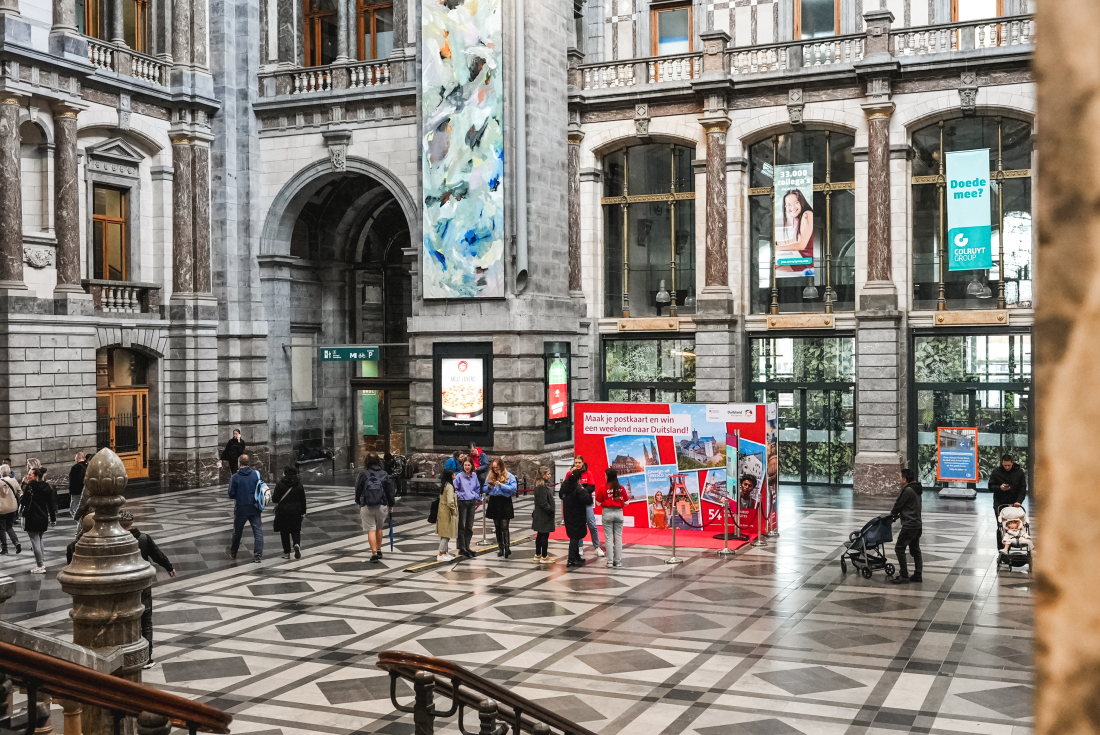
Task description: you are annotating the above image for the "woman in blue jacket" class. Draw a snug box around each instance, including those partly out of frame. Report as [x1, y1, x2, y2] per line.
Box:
[485, 457, 517, 558]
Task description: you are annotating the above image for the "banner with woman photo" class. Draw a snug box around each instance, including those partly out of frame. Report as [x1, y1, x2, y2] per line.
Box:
[774, 164, 815, 278]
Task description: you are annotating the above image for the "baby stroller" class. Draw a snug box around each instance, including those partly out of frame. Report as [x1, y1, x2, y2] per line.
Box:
[840, 515, 895, 579]
[995, 504, 1033, 573]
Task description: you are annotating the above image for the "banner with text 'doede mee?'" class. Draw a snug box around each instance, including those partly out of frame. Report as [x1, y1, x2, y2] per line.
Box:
[946, 149, 993, 271]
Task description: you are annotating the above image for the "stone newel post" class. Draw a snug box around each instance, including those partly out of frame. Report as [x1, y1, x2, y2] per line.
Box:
[57, 448, 155, 735]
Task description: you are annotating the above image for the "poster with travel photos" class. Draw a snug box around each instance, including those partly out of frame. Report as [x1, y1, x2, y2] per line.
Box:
[618, 472, 647, 504]
[670, 472, 702, 531]
[698, 468, 726, 530]
[604, 434, 661, 477]
[672, 403, 727, 470]
[737, 437, 766, 529]
[644, 464, 678, 530]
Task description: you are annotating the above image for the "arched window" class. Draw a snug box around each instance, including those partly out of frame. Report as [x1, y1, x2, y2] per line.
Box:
[747, 130, 855, 314]
[911, 116, 1032, 309]
[602, 143, 696, 318]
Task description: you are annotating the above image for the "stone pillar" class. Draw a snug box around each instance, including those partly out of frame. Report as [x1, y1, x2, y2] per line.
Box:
[51, 0, 74, 32]
[864, 102, 895, 287]
[346, 0, 357, 60]
[53, 106, 81, 295]
[172, 0, 191, 65]
[191, 143, 210, 293]
[192, 0, 207, 68]
[567, 129, 583, 298]
[0, 0, 18, 16]
[171, 138, 193, 295]
[0, 97, 25, 291]
[57, 449, 155, 735]
[702, 117, 731, 297]
[335, 0, 348, 61]
[110, 0, 123, 43]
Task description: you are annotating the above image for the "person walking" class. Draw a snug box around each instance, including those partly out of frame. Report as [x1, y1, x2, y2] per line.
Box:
[435, 470, 458, 562]
[67, 452, 88, 518]
[989, 453, 1027, 547]
[486, 458, 517, 558]
[0, 464, 21, 555]
[560, 466, 589, 567]
[531, 466, 556, 564]
[454, 458, 481, 558]
[273, 466, 307, 559]
[890, 468, 923, 584]
[118, 510, 175, 668]
[220, 429, 246, 473]
[356, 453, 394, 563]
[572, 456, 604, 558]
[20, 467, 56, 574]
[225, 455, 264, 563]
[597, 468, 629, 569]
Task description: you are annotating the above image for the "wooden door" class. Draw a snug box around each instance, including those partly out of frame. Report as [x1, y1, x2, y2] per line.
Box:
[96, 390, 149, 478]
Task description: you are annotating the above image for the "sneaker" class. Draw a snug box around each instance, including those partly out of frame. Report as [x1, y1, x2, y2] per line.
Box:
[1, 548, 6, 556]
[543, 555, 557, 564]
[142, 659, 157, 670]
[606, 562, 613, 568]
[30, 567, 46, 574]
[891, 575, 911, 584]
[282, 553, 290, 559]
[532, 555, 544, 563]
[253, 555, 262, 563]
[225, 546, 236, 560]
[370, 553, 380, 563]
[595, 547, 605, 558]
[377, 551, 384, 559]
[294, 544, 301, 560]
[14, 543, 20, 554]
[613, 561, 622, 568]
[438, 553, 455, 562]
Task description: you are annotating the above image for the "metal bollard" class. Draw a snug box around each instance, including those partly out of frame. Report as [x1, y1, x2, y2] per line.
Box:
[718, 498, 735, 556]
[476, 492, 493, 547]
[665, 511, 683, 565]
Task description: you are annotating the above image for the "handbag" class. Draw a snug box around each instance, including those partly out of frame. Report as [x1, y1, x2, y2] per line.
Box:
[427, 498, 439, 524]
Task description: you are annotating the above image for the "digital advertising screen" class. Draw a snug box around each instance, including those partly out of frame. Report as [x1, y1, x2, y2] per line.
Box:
[547, 357, 569, 421]
[440, 357, 485, 423]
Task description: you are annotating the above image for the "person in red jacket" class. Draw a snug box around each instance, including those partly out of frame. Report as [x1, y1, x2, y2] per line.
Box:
[597, 469, 629, 568]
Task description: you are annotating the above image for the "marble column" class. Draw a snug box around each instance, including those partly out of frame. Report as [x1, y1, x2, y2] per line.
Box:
[336, 0, 348, 61]
[172, 0, 191, 65]
[0, 0, 19, 16]
[346, 0, 357, 60]
[51, 0, 75, 32]
[702, 118, 730, 293]
[53, 107, 81, 293]
[865, 104, 894, 284]
[110, 0, 123, 43]
[0, 97, 25, 289]
[192, 0, 207, 67]
[567, 130, 583, 296]
[171, 138, 193, 295]
[191, 143, 210, 293]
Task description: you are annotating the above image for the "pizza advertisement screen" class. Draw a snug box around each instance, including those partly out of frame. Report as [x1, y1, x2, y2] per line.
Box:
[440, 358, 485, 422]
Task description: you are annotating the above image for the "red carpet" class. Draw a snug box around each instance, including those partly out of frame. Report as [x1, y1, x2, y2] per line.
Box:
[548, 525, 758, 551]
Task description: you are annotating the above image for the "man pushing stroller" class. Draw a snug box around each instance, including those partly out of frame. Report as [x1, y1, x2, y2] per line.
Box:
[889, 469, 923, 584]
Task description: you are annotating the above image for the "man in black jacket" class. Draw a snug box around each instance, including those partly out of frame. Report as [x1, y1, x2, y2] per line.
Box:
[67, 453, 87, 518]
[890, 469, 923, 584]
[988, 453, 1027, 549]
[119, 510, 176, 669]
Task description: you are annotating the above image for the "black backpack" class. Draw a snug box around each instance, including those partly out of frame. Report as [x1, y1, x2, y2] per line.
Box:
[357, 470, 387, 507]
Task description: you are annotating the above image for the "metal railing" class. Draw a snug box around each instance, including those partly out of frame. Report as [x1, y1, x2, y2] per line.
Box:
[0, 640, 231, 735]
[378, 651, 597, 735]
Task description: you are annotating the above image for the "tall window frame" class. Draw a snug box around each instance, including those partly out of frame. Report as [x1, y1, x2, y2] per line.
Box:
[303, 0, 338, 67]
[123, 0, 151, 53]
[77, 0, 104, 40]
[92, 185, 128, 282]
[795, 0, 839, 39]
[651, 3, 692, 56]
[952, 0, 1004, 21]
[357, 0, 393, 60]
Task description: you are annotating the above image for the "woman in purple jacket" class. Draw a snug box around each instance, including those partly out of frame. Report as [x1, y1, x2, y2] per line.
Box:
[453, 458, 482, 558]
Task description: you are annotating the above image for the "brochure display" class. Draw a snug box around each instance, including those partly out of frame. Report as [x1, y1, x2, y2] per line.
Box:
[574, 402, 779, 536]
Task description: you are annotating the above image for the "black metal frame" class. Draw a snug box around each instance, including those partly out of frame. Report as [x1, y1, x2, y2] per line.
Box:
[433, 342, 494, 447]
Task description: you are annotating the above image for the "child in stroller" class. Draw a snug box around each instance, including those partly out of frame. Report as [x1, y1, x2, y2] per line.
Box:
[996, 504, 1033, 572]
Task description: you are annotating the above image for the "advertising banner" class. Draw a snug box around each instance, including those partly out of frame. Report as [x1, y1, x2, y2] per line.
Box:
[547, 357, 569, 421]
[766, 403, 779, 530]
[937, 427, 979, 483]
[773, 163, 815, 278]
[440, 358, 484, 423]
[946, 149, 993, 271]
[575, 402, 777, 534]
[421, 0, 504, 298]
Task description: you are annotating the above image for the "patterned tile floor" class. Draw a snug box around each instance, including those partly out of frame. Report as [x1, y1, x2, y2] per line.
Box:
[0, 483, 1034, 735]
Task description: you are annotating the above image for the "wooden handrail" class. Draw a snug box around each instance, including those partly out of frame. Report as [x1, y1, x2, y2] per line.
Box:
[377, 651, 598, 735]
[0, 641, 232, 734]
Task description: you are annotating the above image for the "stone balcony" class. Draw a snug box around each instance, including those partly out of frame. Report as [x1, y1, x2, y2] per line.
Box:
[82, 279, 162, 317]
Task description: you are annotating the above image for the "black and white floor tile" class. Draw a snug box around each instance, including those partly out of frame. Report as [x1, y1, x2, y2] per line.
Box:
[0, 484, 1034, 735]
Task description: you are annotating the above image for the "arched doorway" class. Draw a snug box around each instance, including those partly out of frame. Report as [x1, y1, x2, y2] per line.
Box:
[261, 163, 414, 469]
[96, 347, 153, 478]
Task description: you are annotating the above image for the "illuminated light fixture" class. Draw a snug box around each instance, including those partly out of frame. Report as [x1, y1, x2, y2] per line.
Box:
[656, 279, 671, 306]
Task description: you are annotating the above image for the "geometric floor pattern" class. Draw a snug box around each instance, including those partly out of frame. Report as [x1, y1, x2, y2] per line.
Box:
[0, 484, 1034, 735]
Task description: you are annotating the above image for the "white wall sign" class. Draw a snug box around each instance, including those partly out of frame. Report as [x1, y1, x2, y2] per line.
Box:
[581, 412, 692, 436]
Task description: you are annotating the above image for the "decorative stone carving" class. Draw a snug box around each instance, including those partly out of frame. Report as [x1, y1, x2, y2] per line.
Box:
[959, 71, 978, 115]
[85, 137, 143, 178]
[787, 88, 804, 125]
[866, 76, 891, 104]
[322, 129, 352, 173]
[117, 93, 131, 131]
[23, 245, 54, 268]
[634, 103, 650, 137]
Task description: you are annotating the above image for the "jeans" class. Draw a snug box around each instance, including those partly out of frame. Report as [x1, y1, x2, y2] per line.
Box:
[438, 536, 451, 554]
[231, 512, 264, 557]
[141, 587, 154, 657]
[27, 531, 45, 566]
[0, 512, 17, 551]
[895, 525, 923, 578]
[535, 532, 549, 557]
[456, 499, 478, 553]
[585, 506, 601, 549]
[69, 492, 81, 516]
[602, 507, 624, 565]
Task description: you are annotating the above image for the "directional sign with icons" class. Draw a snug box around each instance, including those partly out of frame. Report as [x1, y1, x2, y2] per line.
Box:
[319, 346, 379, 361]
[946, 149, 994, 271]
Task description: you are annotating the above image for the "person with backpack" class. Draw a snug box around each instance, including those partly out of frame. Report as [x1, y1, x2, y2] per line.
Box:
[435, 470, 458, 562]
[485, 458, 518, 558]
[225, 454, 264, 563]
[890, 468, 924, 584]
[273, 466, 307, 559]
[356, 453, 394, 563]
[454, 457, 481, 558]
[118, 510, 175, 668]
[0, 464, 21, 555]
[20, 466, 56, 574]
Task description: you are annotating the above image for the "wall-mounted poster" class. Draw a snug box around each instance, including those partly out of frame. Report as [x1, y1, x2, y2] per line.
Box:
[937, 427, 979, 483]
[440, 358, 484, 423]
[421, 0, 505, 298]
[774, 163, 815, 278]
